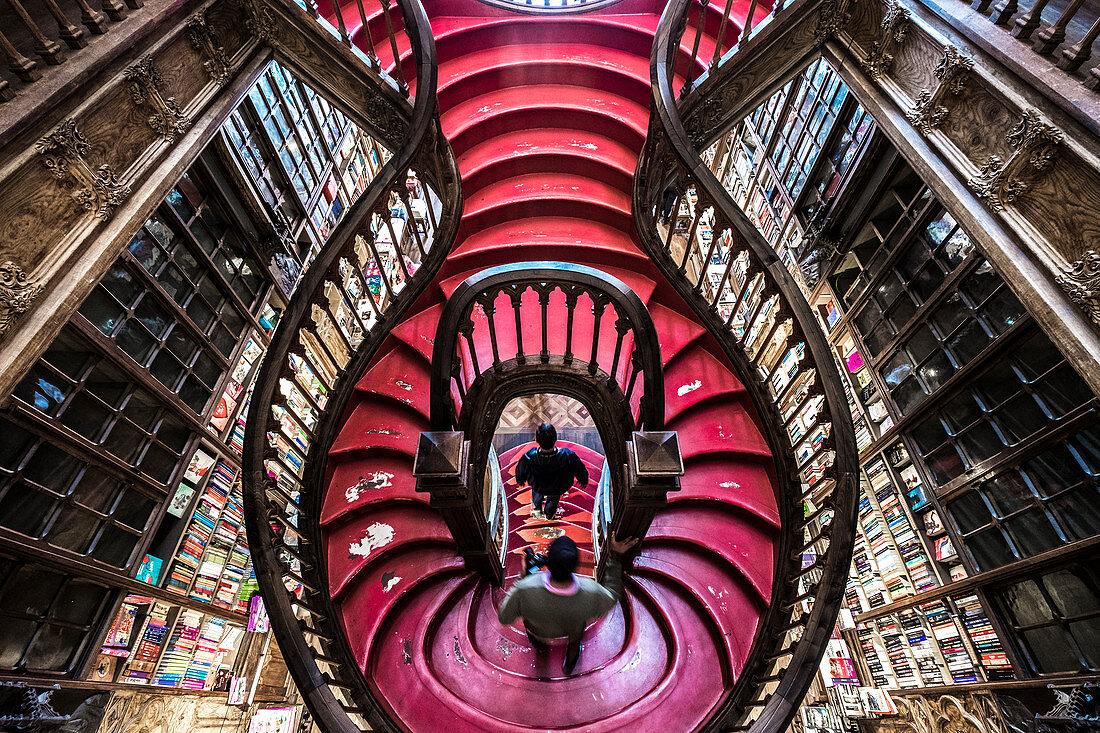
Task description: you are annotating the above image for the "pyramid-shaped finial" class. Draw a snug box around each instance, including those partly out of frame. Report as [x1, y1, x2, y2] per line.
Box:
[413, 431, 467, 477]
[630, 431, 684, 477]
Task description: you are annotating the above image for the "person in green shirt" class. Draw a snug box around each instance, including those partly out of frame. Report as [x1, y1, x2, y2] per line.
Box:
[498, 535, 639, 675]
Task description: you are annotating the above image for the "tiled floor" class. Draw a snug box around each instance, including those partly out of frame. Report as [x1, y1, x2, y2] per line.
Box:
[491, 393, 604, 456]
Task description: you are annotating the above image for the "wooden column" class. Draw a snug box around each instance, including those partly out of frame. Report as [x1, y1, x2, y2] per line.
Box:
[612, 431, 684, 558]
[412, 431, 496, 580]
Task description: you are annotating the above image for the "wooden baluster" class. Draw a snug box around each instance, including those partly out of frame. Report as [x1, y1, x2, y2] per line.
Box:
[607, 316, 628, 386]
[397, 187, 427, 260]
[460, 320, 481, 378]
[1032, 0, 1085, 52]
[362, 227, 396, 305]
[539, 288, 550, 362]
[379, 0, 408, 96]
[683, 0, 705, 94]
[991, 0, 1020, 28]
[482, 297, 502, 368]
[696, 214, 721, 293]
[333, 0, 352, 47]
[1011, 0, 1053, 39]
[972, 0, 995, 13]
[381, 201, 412, 285]
[710, 243, 739, 309]
[589, 299, 605, 375]
[100, 0, 126, 23]
[1058, 15, 1100, 71]
[0, 77, 11, 101]
[563, 290, 577, 364]
[7, 0, 65, 64]
[354, 0, 379, 67]
[40, 0, 87, 48]
[739, 0, 760, 46]
[711, 0, 734, 71]
[678, 198, 702, 273]
[727, 270, 759, 330]
[0, 27, 41, 81]
[70, 0, 106, 34]
[510, 289, 525, 363]
[662, 187, 681, 254]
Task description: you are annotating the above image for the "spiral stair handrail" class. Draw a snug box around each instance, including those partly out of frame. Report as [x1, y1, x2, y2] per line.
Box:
[634, 1, 861, 730]
[241, 0, 462, 727]
[429, 261, 665, 432]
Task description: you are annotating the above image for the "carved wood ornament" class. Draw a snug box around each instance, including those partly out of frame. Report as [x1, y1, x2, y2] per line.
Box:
[815, 0, 852, 44]
[908, 44, 974, 133]
[1055, 249, 1100, 325]
[0, 260, 44, 339]
[967, 108, 1062, 211]
[35, 118, 131, 220]
[186, 10, 231, 85]
[124, 55, 190, 142]
[243, 0, 278, 44]
[862, 0, 911, 78]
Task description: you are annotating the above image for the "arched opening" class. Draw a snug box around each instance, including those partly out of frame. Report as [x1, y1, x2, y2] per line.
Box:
[489, 393, 605, 580]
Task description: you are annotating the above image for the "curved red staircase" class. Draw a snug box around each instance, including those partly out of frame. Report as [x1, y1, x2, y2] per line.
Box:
[313, 0, 783, 728]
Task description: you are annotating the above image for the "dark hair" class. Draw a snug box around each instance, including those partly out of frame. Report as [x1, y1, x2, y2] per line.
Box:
[535, 422, 557, 450]
[546, 536, 578, 581]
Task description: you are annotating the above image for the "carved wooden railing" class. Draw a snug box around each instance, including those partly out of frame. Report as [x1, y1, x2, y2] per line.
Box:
[0, 0, 136, 101]
[957, 0, 1099, 87]
[241, 0, 461, 727]
[418, 262, 671, 581]
[636, 0, 860, 730]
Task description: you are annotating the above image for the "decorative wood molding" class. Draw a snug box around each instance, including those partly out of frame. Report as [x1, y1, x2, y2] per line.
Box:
[245, 0, 279, 44]
[907, 45, 974, 133]
[1055, 249, 1100, 325]
[0, 260, 43, 339]
[885, 692, 1011, 733]
[967, 108, 1063, 211]
[815, 0, 852, 43]
[35, 118, 131, 220]
[123, 55, 190, 143]
[861, 0, 910, 79]
[186, 10, 231, 85]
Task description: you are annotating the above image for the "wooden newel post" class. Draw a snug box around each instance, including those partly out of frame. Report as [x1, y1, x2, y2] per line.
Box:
[412, 431, 493, 575]
[612, 431, 684, 561]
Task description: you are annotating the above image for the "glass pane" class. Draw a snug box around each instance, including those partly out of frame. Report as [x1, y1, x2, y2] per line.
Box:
[1001, 579, 1051, 626]
[1023, 626, 1080, 673]
[24, 624, 84, 673]
[1043, 570, 1100, 617]
[46, 506, 100, 553]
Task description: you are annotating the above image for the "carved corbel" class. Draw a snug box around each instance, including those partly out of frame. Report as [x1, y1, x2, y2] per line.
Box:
[0, 261, 43, 339]
[186, 10, 230, 85]
[36, 119, 131, 220]
[243, 0, 278, 44]
[814, 0, 851, 44]
[967, 108, 1062, 211]
[1055, 249, 1100, 325]
[124, 55, 190, 142]
[908, 45, 974, 134]
[861, 0, 910, 78]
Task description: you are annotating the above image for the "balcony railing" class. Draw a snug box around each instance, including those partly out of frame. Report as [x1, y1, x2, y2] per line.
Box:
[241, 0, 462, 727]
[636, 0, 861, 730]
[0, 0, 138, 101]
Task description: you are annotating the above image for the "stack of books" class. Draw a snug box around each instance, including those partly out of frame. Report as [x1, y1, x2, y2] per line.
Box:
[153, 610, 202, 687]
[955, 594, 1013, 680]
[922, 600, 978, 683]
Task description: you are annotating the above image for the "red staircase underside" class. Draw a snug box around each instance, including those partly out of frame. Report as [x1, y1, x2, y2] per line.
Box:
[318, 0, 779, 729]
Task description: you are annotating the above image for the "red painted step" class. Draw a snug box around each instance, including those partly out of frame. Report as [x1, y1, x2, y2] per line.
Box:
[318, 0, 783, 729]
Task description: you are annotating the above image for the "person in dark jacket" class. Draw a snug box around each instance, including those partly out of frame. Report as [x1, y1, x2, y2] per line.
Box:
[516, 422, 589, 521]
